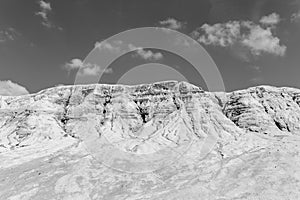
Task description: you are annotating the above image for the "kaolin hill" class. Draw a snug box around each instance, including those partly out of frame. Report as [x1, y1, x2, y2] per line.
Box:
[0, 81, 299, 200]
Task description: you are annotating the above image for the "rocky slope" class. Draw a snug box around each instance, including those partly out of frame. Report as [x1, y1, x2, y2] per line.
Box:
[0, 81, 299, 200]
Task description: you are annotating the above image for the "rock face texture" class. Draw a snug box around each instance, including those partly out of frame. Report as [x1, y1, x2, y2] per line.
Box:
[0, 81, 300, 200]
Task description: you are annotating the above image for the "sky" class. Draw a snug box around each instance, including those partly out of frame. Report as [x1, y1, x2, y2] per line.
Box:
[0, 0, 300, 95]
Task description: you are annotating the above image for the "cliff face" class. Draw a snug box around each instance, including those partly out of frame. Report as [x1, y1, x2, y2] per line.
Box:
[0, 81, 300, 200]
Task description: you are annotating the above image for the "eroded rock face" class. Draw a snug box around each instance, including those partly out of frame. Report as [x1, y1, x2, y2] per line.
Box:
[0, 81, 299, 200]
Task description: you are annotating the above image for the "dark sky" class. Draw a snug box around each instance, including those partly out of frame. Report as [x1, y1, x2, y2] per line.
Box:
[0, 0, 300, 93]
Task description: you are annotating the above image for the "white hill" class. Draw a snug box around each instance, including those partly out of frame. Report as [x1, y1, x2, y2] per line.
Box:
[0, 81, 299, 200]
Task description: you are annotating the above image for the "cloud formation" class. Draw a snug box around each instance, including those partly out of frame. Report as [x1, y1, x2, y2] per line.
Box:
[0, 28, 20, 43]
[193, 13, 286, 58]
[94, 41, 163, 61]
[129, 44, 163, 61]
[0, 80, 29, 96]
[291, 11, 300, 22]
[259, 13, 281, 26]
[35, 0, 61, 30]
[94, 40, 122, 53]
[159, 18, 185, 30]
[35, 0, 52, 28]
[64, 58, 112, 76]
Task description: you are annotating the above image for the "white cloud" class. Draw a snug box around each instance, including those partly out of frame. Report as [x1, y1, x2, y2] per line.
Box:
[128, 44, 163, 61]
[194, 17, 286, 57]
[241, 22, 286, 56]
[35, 0, 60, 29]
[94, 40, 122, 53]
[196, 21, 241, 47]
[64, 58, 112, 76]
[35, 0, 51, 27]
[135, 49, 163, 61]
[291, 11, 300, 22]
[259, 13, 281, 26]
[64, 58, 84, 70]
[159, 18, 185, 30]
[0, 28, 20, 43]
[94, 41, 163, 61]
[0, 80, 29, 96]
[38, 0, 51, 11]
[174, 36, 198, 47]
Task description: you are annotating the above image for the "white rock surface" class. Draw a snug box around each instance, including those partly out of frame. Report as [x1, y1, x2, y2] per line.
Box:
[0, 81, 300, 200]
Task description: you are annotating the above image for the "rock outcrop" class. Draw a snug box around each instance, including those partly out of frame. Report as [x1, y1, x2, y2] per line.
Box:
[0, 81, 299, 200]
